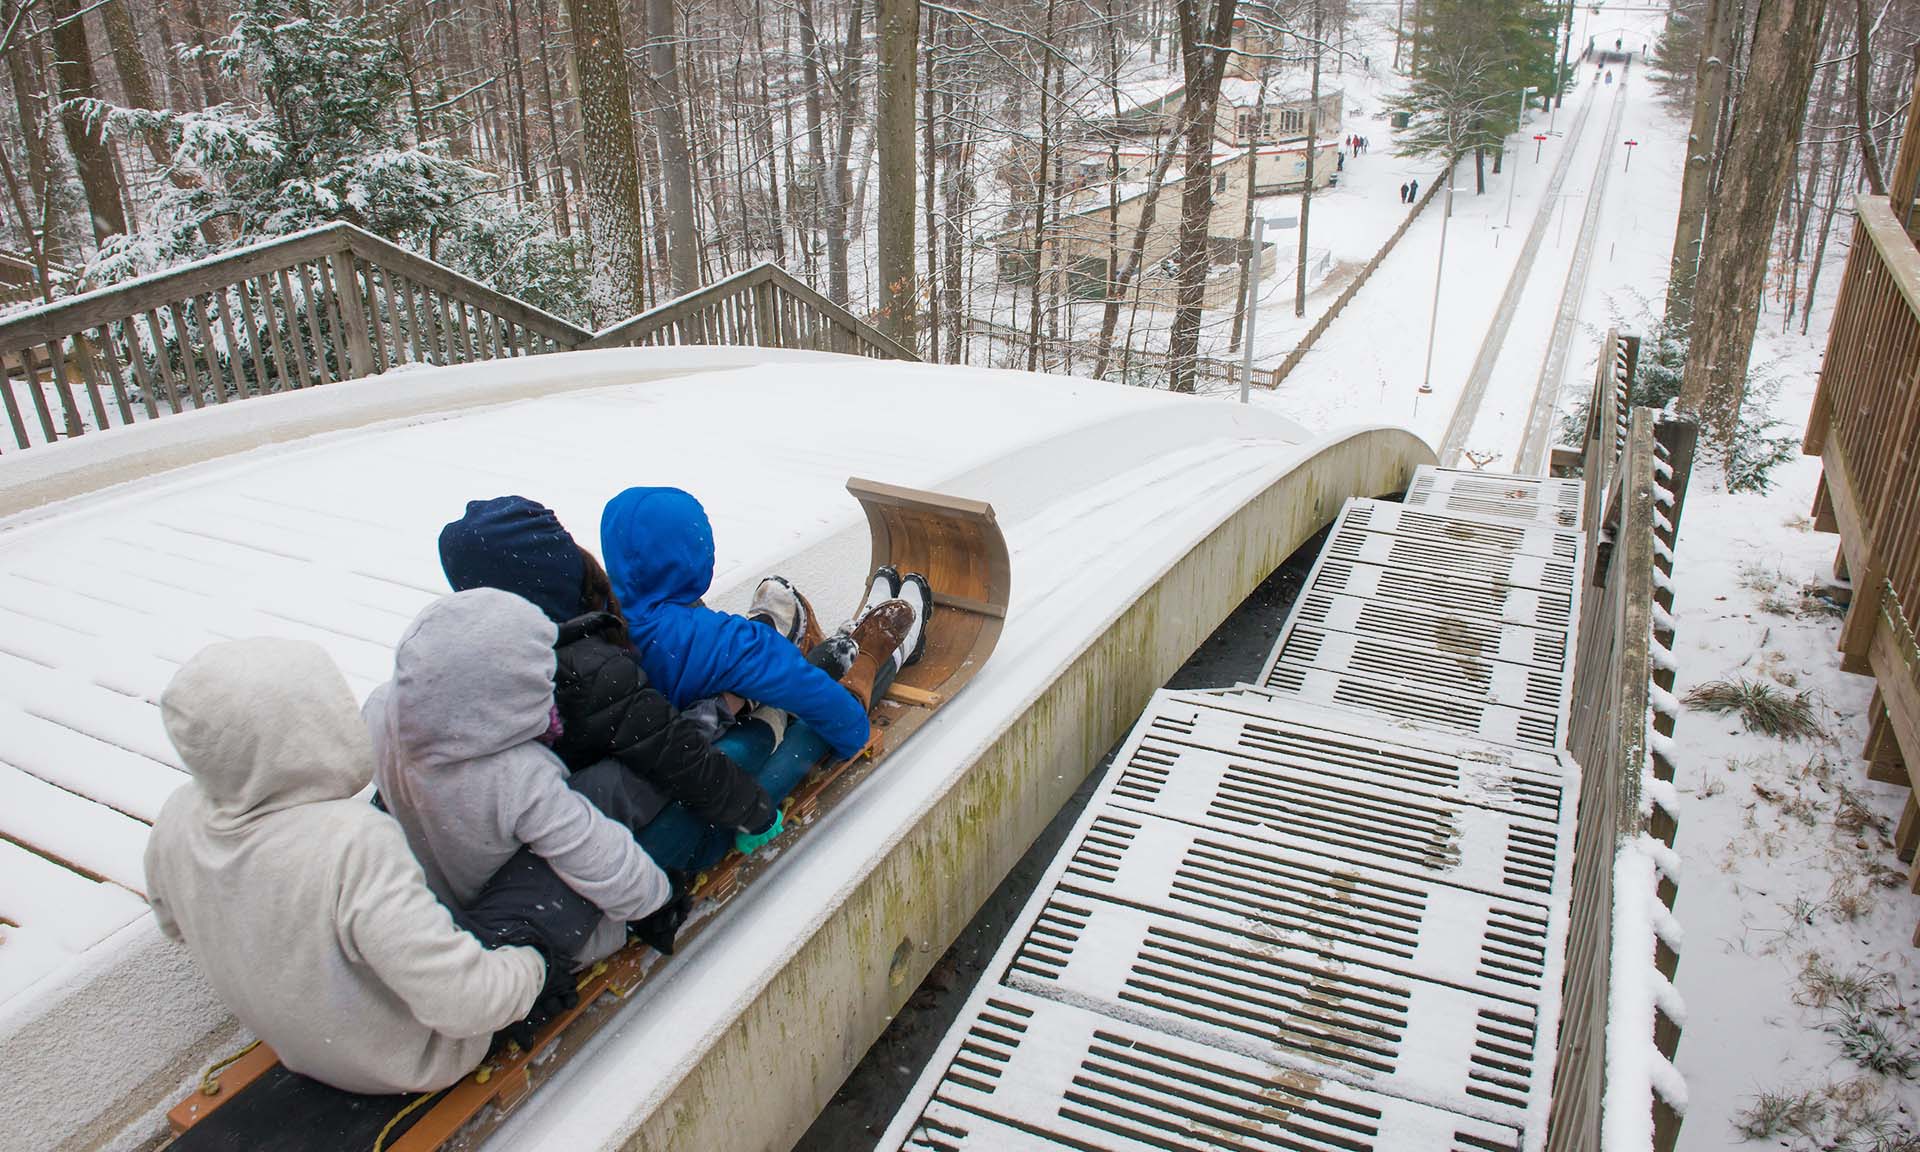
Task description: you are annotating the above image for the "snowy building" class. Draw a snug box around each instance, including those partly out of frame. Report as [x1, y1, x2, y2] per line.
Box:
[1102, 74, 1344, 153]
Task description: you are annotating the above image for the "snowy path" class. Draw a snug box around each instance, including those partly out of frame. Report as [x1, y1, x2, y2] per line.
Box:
[1438, 76, 1614, 465]
[1259, 3, 1674, 463]
[1513, 69, 1631, 475]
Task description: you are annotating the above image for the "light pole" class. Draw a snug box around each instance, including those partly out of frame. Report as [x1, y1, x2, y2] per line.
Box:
[1240, 215, 1266, 405]
[1504, 86, 1540, 228]
[1420, 164, 1455, 395]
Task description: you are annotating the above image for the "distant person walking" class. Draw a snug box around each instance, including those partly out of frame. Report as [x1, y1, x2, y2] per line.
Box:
[1408, 178, 1419, 201]
[1400, 182, 1410, 203]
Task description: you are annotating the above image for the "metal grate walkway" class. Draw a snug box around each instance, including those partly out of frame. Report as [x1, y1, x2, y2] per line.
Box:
[881, 467, 1586, 1152]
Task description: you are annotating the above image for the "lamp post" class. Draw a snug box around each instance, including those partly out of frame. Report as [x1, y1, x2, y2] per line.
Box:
[1420, 164, 1455, 395]
[1238, 213, 1292, 404]
[1240, 215, 1266, 405]
[1504, 86, 1540, 228]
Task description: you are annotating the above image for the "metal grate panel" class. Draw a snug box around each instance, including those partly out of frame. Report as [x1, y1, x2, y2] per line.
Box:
[899, 988, 1526, 1151]
[1270, 625, 1568, 716]
[1323, 523, 1578, 594]
[1287, 587, 1570, 675]
[1341, 501, 1580, 563]
[1404, 468, 1583, 530]
[1106, 698, 1569, 898]
[1057, 809, 1558, 997]
[1307, 556, 1573, 632]
[1256, 662, 1563, 752]
[1003, 895, 1543, 1128]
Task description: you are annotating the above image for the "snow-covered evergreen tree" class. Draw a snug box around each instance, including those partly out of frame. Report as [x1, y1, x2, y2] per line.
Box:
[88, 0, 587, 321]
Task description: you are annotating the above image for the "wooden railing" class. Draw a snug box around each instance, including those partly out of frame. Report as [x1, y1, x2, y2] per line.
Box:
[0, 226, 914, 453]
[583, 262, 919, 361]
[1548, 394, 1699, 1152]
[1806, 194, 1920, 908]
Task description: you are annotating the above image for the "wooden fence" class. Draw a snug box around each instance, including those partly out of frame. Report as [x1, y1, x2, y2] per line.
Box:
[581, 262, 918, 360]
[0, 224, 913, 453]
[1805, 192, 1920, 926]
[1547, 344, 1700, 1152]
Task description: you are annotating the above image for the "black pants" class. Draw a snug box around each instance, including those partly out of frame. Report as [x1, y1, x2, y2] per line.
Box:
[454, 760, 660, 963]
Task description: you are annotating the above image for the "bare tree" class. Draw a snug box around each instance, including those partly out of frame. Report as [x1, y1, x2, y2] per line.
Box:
[49, 0, 128, 243]
[1680, 0, 1830, 450]
[563, 0, 647, 317]
[646, 0, 701, 295]
[1166, 0, 1240, 392]
[876, 0, 917, 344]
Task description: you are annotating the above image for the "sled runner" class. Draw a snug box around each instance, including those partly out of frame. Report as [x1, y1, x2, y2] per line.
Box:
[162, 478, 1010, 1152]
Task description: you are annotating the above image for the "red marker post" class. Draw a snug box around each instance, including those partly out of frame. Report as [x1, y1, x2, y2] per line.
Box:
[1533, 133, 1548, 162]
[1623, 139, 1639, 171]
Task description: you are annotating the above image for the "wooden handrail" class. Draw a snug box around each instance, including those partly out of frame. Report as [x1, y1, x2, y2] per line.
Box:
[581, 261, 920, 361]
[339, 229, 591, 345]
[0, 229, 915, 454]
[1803, 190, 1920, 946]
[1548, 407, 1698, 1152]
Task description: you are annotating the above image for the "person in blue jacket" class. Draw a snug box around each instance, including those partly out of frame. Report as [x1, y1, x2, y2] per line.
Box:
[600, 486, 927, 766]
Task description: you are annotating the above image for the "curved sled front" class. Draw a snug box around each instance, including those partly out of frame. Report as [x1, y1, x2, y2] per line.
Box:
[848, 476, 1010, 745]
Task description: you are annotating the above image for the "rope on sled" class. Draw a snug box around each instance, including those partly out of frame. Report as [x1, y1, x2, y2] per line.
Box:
[199, 1040, 260, 1096]
[371, 1089, 446, 1152]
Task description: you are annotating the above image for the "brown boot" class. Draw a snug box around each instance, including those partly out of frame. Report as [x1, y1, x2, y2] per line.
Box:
[794, 586, 825, 654]
[841, 600, 915, 710]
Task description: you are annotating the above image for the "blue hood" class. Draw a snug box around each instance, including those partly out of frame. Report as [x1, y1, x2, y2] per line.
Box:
[438, 496, 585, 624]
[600, 487, 715, 612]
[597, 486, 871, 759]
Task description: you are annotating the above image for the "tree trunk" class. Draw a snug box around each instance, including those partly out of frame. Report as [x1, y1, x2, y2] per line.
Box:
[1092, 131, 1179, 380]
[176, 0, 224, 106]
[920, 8, 938, 358]
[562, 0, 647, 319]
[1025, 0, 1058, 372]
[1801, 147, 1850, 334]
[3, 1, 60, 257]
[876, 0, 917, 347]
[797, 0, 828, 274]
[1167, 0, 1241, 393]
[532, 0, 574, 236]
[822, 0, 864, 305]
[49, 0, 128, 245]
[645, 0, 701, 295]
[1665, 0, 1735, 327]
[1680, 0, 1828, 451]
[1297, 0, 1322, 318]
[1850, 0, 1885, 194]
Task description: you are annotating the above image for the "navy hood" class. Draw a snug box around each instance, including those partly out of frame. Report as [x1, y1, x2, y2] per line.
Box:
[599, 487, 715, 612]
[438, 496, 586, 624]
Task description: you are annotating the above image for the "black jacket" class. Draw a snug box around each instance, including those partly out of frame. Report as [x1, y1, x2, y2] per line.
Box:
[550, 613, 776, 833]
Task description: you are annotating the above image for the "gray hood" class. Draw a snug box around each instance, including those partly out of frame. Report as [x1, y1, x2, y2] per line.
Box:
[161, 637, 372, 830]
[390, 588, 557, 769]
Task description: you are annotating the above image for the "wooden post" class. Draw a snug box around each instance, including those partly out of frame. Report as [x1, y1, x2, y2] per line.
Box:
[329, 249, 376, 378]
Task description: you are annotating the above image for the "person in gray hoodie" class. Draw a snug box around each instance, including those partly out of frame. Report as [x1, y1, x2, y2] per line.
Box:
[144, 637, 548, 1095]
[367, 588, 672, 965]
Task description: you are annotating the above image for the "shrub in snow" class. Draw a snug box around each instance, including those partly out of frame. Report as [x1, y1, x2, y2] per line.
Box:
[1561, 312, 1799, 492]
[85, 0, 589, 322]
[1682, 676, 1823, 740]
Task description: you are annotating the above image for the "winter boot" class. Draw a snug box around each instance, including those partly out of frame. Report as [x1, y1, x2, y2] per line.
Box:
[749, 576, 823, 653]
[895, 572, 933, 668]
[840, 599, 915, 710]
[864, 565, 902, 613]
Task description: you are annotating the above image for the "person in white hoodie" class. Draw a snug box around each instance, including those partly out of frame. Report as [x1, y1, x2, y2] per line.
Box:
[367, 588, 672, 966]
[144, 637, 549, 1095]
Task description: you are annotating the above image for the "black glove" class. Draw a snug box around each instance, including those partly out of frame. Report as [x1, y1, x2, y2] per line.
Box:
[485, 920, 580, 1051]
[630, 869, 695, 956]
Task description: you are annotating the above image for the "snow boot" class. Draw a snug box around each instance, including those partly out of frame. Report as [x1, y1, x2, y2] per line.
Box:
[841, 599, 916, 710]
[807, 632, 859, 680]
[864, 565, 902, 613]
[895, 572, 933, 668]
[749, 576, 823, 653]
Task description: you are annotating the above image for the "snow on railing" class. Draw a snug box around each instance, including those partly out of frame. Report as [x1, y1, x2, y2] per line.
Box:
[1548, 406, 1698, 1152]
